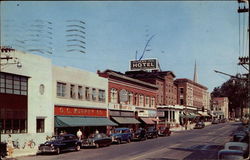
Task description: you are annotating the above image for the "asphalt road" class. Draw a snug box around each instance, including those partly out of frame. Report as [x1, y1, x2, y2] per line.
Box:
[16, 122, 240, 160]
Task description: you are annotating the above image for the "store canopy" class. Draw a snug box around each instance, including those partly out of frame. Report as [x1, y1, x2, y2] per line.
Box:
[140, 118, 155, 125]
[111, 117, 140, 124]
[55, 116, 118, 127]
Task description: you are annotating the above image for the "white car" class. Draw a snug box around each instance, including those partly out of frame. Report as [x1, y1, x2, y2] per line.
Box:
[224, 142, 248, 158]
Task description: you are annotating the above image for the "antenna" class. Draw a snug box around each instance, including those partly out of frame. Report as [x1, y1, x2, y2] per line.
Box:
[138, 34, 156, 60]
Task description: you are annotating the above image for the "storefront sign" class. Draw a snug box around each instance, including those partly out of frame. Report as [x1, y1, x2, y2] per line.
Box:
[120, 111, 134, 117]
[148, 110, 157, 117]
[138, 110, 148, 117]
[54, 106, 107, 117]
[120, 104, 134, 111]
[108, 103, 120, 110]
[130, 59, 159, 71]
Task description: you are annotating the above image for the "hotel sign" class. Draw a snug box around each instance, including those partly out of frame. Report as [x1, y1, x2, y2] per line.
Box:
[130, 59, 159, 71]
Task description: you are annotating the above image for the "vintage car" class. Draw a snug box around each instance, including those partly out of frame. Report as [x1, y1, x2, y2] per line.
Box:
[146, 127, 158, 138]
[81, 133, 112, 148]
[158, 127, 171, 136]
[212, 119, 219, 124]
[131, 128, 147, 141]
[232, 131, 249, 143]
[110, 128, 132, 144]
[218, 149, 245, 160]
[0, 142, 7, 159]
[224, 142, 249, 158]
[194, 121, 205, 129]
[38, 134, 82, 154]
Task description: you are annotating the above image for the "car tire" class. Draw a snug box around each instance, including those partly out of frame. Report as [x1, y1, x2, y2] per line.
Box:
[75, 145, 80, 151]
[95, 143, 99, 148]
[127, 138, 131, 143]
[117, 139, 121, 144]
[56, 148, 60, 155]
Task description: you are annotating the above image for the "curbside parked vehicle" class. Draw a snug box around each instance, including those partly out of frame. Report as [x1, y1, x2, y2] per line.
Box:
[146, 127, 158, 139]
[38, 134, 82, 155]
[0, 142, 7, 160]
[194, 121, 205, 129]
[158, 127, 171, 136]
[81, 133, 112, 148]
[132, 128, 147, 141]
[111, 128, 132, 144]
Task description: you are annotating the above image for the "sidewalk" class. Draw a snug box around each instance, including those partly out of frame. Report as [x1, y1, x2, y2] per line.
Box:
[170, 122, 212, 132]
[6, 147, 38, 159]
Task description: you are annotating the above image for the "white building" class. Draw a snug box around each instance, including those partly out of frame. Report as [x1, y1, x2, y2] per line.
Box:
[0, 48, 54, 147]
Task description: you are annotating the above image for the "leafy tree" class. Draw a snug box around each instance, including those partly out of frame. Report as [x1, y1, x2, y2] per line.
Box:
[211, 76, 247, 118]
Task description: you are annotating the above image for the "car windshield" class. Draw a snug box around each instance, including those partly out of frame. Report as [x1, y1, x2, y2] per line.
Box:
[89, 134, 102, 139]
[114, 130, 123, 133]
[50, 136, 64, 141]
[148, 127, 155, 131]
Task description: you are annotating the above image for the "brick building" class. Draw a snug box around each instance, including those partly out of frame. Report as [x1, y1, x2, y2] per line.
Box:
[211, 97, 229, 119]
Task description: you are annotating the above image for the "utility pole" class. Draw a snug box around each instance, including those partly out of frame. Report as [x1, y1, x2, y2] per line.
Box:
[237, 0, 249, 120]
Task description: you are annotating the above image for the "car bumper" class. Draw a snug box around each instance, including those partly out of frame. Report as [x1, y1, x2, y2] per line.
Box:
[38, 146, 57, 153]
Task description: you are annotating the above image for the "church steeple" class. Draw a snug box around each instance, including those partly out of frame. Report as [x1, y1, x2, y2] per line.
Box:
[193, 60, 198, 83]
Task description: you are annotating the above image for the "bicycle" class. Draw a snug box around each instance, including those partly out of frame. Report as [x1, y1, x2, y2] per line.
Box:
[22, 139, 36, 149]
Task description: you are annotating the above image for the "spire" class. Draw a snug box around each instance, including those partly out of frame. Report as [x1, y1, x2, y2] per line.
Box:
[193, 60, 198, 83]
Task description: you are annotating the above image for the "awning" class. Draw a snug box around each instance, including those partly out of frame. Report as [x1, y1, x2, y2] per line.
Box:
[111, 117, 140, 124]
[55, 116, 118, 127]
[140, 118, 155, 125]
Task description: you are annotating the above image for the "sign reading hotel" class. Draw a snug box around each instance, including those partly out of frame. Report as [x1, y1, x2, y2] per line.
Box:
[130, 59, 159, 71]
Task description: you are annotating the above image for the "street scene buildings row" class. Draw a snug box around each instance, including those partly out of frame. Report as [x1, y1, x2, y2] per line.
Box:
[0, 48, 229, 147]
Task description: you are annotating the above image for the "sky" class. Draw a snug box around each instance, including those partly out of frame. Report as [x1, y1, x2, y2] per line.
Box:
[1, 1, 248, 92]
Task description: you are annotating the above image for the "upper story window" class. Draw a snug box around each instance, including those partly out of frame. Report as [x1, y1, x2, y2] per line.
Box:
[180, 88, 184, 94]
[0, 73, 28, 95]
[139, 95, 144, 106]
[78, 86, 83, 100]
[85, 87, 90, 101]
[110, 88, 118, 103]
[98, 89, 106, 102]
[151, 97, 155, 108]
[57, 82, 66, 97]
[70, 84, 76, 99]
[92, 88, 97, 101]
[128, 92, 133, 105]
[145, 96, 150, 107]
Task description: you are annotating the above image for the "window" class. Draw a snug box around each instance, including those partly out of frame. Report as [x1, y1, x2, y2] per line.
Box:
[110, 88, 118, 103]
[128, 92, 133, 105]
[0, 73, 28, 95]
[98, 89, 105, 102]
[57, 82, 66, 97]
[70, 84, 76, 99]
[85, 87, 90, 100]
[180, 88, 184, 94]
[92, 88, 97, 101]
[78, 86, 83, 99]
[145, 96, 150, 107]
[36, 118, 45, 133]
[139, 95, 144, 106]
[180, 99, 184, 105]
[151, 97, 155, 108]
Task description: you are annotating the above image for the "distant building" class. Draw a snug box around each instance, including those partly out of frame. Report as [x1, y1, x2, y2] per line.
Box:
[211, 97, 229, 119]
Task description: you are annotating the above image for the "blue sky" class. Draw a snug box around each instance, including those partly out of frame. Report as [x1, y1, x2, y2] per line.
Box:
[1, 1, 247, 91]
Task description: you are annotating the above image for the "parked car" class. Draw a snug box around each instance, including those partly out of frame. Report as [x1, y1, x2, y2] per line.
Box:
[232, 131, 249, 143]
[194, 121, 205, 129]
[0, 142, 7, 159]
[158, 127, 171, 136]
[146, 127, 158, 138]
[220, 118, 227, 123]
[131, 128, 147, 141]
[110, 128, 132, 144]
[38, 134, 82, 154]
[81, 133, 112, 148]
[218, 149, 245, 160]
[212, 119, 219, 124]
[224, 142, 249, 158]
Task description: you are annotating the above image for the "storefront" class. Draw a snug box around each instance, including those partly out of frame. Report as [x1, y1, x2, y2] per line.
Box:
[136, 108, 157, 128]
[54, 106, 117, 137]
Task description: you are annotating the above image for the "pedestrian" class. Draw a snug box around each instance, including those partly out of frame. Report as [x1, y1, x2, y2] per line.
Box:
[77, 129, 83, 140]
[95, 129, 99, 134]
[6, 134, 14, 158]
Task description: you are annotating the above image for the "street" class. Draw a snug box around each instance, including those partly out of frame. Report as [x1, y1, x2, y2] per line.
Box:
[16, 122, 239, 160]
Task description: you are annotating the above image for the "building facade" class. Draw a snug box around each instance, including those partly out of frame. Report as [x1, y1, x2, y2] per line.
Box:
[0, 48, 54, 146]
[98, 70, 158, 130]
[53, 66, 116, 136]
[211, 97, 229, 119]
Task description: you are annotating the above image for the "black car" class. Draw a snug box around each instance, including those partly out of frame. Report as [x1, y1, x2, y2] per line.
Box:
[194, 121, 205, 129]
[81, 133, 112, 148]
[132, 128, 147, 141]
[0, 142, 7, 159]
[158, 127, 171, 136]
[146, 127, 158, 138]
[38, 134, 82, 154]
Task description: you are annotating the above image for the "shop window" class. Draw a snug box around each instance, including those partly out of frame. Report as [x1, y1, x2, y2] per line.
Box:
[57, 82, 66, 97]
[85, 87, 90, 100]
[98, 89, 105, 102]
[36, 118, 45, 133]
[92, 88, 97, 101]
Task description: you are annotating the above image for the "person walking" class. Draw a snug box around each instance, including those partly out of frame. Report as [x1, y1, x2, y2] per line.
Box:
[6, 134, 14, 158]
[77, 129, 83, 140]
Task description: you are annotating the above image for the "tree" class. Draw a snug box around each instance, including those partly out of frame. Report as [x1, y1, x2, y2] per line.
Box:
[211, 77, 247, 118]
